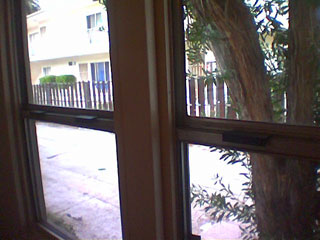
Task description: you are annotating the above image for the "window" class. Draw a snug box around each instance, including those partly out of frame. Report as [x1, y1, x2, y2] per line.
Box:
[1, 0, 174, 239]
[174, 1, 320, 239]
[79, 63, 88, 81]
[42, 66, 51, 76]
[40, 26, 46, 37]
[29, 32, 39, 56]
[18, 1, 122, 239]
[91, 62, 110, 82]
[86, 12, 102, 30]
[29, 32, 39, 42]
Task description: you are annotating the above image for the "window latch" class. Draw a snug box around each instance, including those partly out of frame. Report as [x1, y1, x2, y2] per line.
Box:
[222, 131, 271, 147]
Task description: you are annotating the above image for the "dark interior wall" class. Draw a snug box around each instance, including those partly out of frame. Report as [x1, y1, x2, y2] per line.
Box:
[0, 65, 24, 237]
[0, 0, 28, 237]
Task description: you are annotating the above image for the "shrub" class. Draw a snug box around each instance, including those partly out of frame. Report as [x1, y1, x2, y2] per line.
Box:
[56, 75, 76, 84]
[39, 75, 56, 84]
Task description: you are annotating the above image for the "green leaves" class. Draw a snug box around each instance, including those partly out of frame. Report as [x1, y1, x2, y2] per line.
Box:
[191, 147, 258, 239]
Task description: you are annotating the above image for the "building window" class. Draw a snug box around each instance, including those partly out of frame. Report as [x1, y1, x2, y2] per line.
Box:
[86, 12, 102, 30]
[29, 32, 39, 56]
[42, 66, 51, 76]
[79, 63, 88, 81]
[91, 62, 110, 82]
[40, 26, 46, 37]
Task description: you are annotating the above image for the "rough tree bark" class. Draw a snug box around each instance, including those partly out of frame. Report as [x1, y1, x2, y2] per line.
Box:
[190, 0, 319, 238]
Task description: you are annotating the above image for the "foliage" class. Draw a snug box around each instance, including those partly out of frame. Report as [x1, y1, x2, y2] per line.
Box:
[56, 75, 77, 84]
[25, 0, 40, 15]
[191, 148, 258, 239]
[39, 75, 76, 85]
[99, 0, 108, 11]
[39, 75, 56, 84]
[246, 0, 289, 122]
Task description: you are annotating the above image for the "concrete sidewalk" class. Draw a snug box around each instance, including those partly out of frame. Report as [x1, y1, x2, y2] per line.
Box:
[37, 122, 122, 240]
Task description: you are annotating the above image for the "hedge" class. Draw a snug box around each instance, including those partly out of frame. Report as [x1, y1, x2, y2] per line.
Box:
[56, 75, 77, 84]
[39, 74, 77, 85]
[39, 75, 56, 84]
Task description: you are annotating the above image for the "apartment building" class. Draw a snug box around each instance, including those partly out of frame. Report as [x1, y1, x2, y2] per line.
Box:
[27, 0, 111, 84]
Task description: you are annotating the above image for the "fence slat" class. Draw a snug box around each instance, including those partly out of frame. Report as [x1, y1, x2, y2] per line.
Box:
[74, 82, 79, 108]
[84, 81, 91, 109]
[40, 84, 45, 104]
[78, 82, 83, 108]
[96, 81, 102, 109]
[198, 78, 205, 117]
[102, 81, 107, 110]
[92, 80, 97, 109]
[32, 81, 115, 111]
[107, 80, 113, 111]
[188, 78, 196, 116]
[70, 83, 74, 108]
[207, 81, 215, 117]
[217, 80, 225, 118]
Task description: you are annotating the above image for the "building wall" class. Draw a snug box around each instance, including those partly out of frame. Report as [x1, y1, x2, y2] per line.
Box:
[30, 53, 110, 84]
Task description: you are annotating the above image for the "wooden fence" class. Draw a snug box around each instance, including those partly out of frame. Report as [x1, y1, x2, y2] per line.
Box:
[32, 81, 113, 111]
[32, 78, 237, 118]
[186, 77, 237, 119]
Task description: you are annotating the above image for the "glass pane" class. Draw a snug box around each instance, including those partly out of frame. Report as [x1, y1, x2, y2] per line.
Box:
[36, 122, 122, 239]
[26, 1, 113, 111]
[188, 144, 319, 239]
[183, 0, 320, 127]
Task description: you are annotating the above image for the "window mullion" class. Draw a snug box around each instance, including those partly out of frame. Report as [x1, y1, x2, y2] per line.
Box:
[108, 0, 165, 239]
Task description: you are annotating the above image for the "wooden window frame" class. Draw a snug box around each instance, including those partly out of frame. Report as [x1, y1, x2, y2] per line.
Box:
[0, 0, 180, 239]
[171, 0, 320, 239]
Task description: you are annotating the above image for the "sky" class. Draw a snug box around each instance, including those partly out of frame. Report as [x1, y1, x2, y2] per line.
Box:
[38, 0, 84, 11]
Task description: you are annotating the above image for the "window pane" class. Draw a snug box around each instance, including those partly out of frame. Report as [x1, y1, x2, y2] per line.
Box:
[79, 63, 88, 81]
[35, 122, 122, 239]
[188, 144, 318, 239]
[183, 0, 320, 127]
[26, 1, 113, 111]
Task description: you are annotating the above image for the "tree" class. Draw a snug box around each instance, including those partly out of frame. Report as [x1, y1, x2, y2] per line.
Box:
[185, 0, 320, 238]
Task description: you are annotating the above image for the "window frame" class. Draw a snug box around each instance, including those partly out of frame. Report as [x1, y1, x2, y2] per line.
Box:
[86, 12, 102, 31]
[42, 66, 51, 76]
[3, 0, 320, 239]
[1, 0, 180, 239]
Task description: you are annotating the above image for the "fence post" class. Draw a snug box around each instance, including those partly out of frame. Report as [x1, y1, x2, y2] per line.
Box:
[102, 81, 107, 110]
[107, 80, 112, 110]
[198, 77, 205, 117]
[207, 79, 215, 117]
[226, 88, 237, 119]
[217, 79, 225, 118]
[83, 81, 92, 109]
[92, 80, 97, 109]
[188, 77, 196, 116]
[46, 83, 52, 105]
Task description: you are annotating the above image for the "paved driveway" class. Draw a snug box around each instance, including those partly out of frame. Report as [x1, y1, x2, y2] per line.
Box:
[37, 122, 122, 240]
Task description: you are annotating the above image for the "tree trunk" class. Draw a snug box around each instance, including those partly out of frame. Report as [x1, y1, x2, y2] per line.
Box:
[190, 0, 319, 238]
[287, 0, 319, 125]
[191, 0, 273, 122]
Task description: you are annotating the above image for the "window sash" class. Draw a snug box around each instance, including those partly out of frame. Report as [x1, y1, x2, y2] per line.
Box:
[1, 0, 177, 239]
